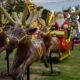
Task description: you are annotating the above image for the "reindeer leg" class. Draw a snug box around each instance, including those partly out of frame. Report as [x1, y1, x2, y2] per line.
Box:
[43, 53, 49, 68]
[40, 42, 49, 68]
[20, 54, 38, 80]
[10, 55, 23, 80]
[5, 47, 13, 74]
[26, 66, 30, 80]
[26, 55, 38, 80]
[5, 50, 10, 74]
[47, 45, 52, 57]
[47, 45, 53, 73]
[49, 53, 53, 73]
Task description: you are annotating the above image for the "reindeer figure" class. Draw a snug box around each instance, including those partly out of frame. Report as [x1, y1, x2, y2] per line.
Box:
[38, 28, 60, 73]
[0, 22, 17, 74]
[0, 0, 28, 74]
[8, 26, 48, 80]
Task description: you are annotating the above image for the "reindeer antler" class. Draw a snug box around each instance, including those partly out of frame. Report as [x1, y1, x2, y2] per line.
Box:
[22, 0, 33, 27]
[22, 4, 29, 26]
[0, 0, 25, 26]
[0, 6, 16, 25]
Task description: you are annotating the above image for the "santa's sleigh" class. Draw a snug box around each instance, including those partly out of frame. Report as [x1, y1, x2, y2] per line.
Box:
[50, 29, 72, 61]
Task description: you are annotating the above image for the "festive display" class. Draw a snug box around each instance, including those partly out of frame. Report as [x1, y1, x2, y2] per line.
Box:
[0, 0, 80, 80]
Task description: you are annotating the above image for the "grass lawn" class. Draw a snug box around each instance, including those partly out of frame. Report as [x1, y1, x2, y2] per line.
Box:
[0, 45, 80, 80]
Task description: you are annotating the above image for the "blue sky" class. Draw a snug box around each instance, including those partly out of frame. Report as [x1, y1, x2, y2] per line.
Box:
[32, 0, 80, 12]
